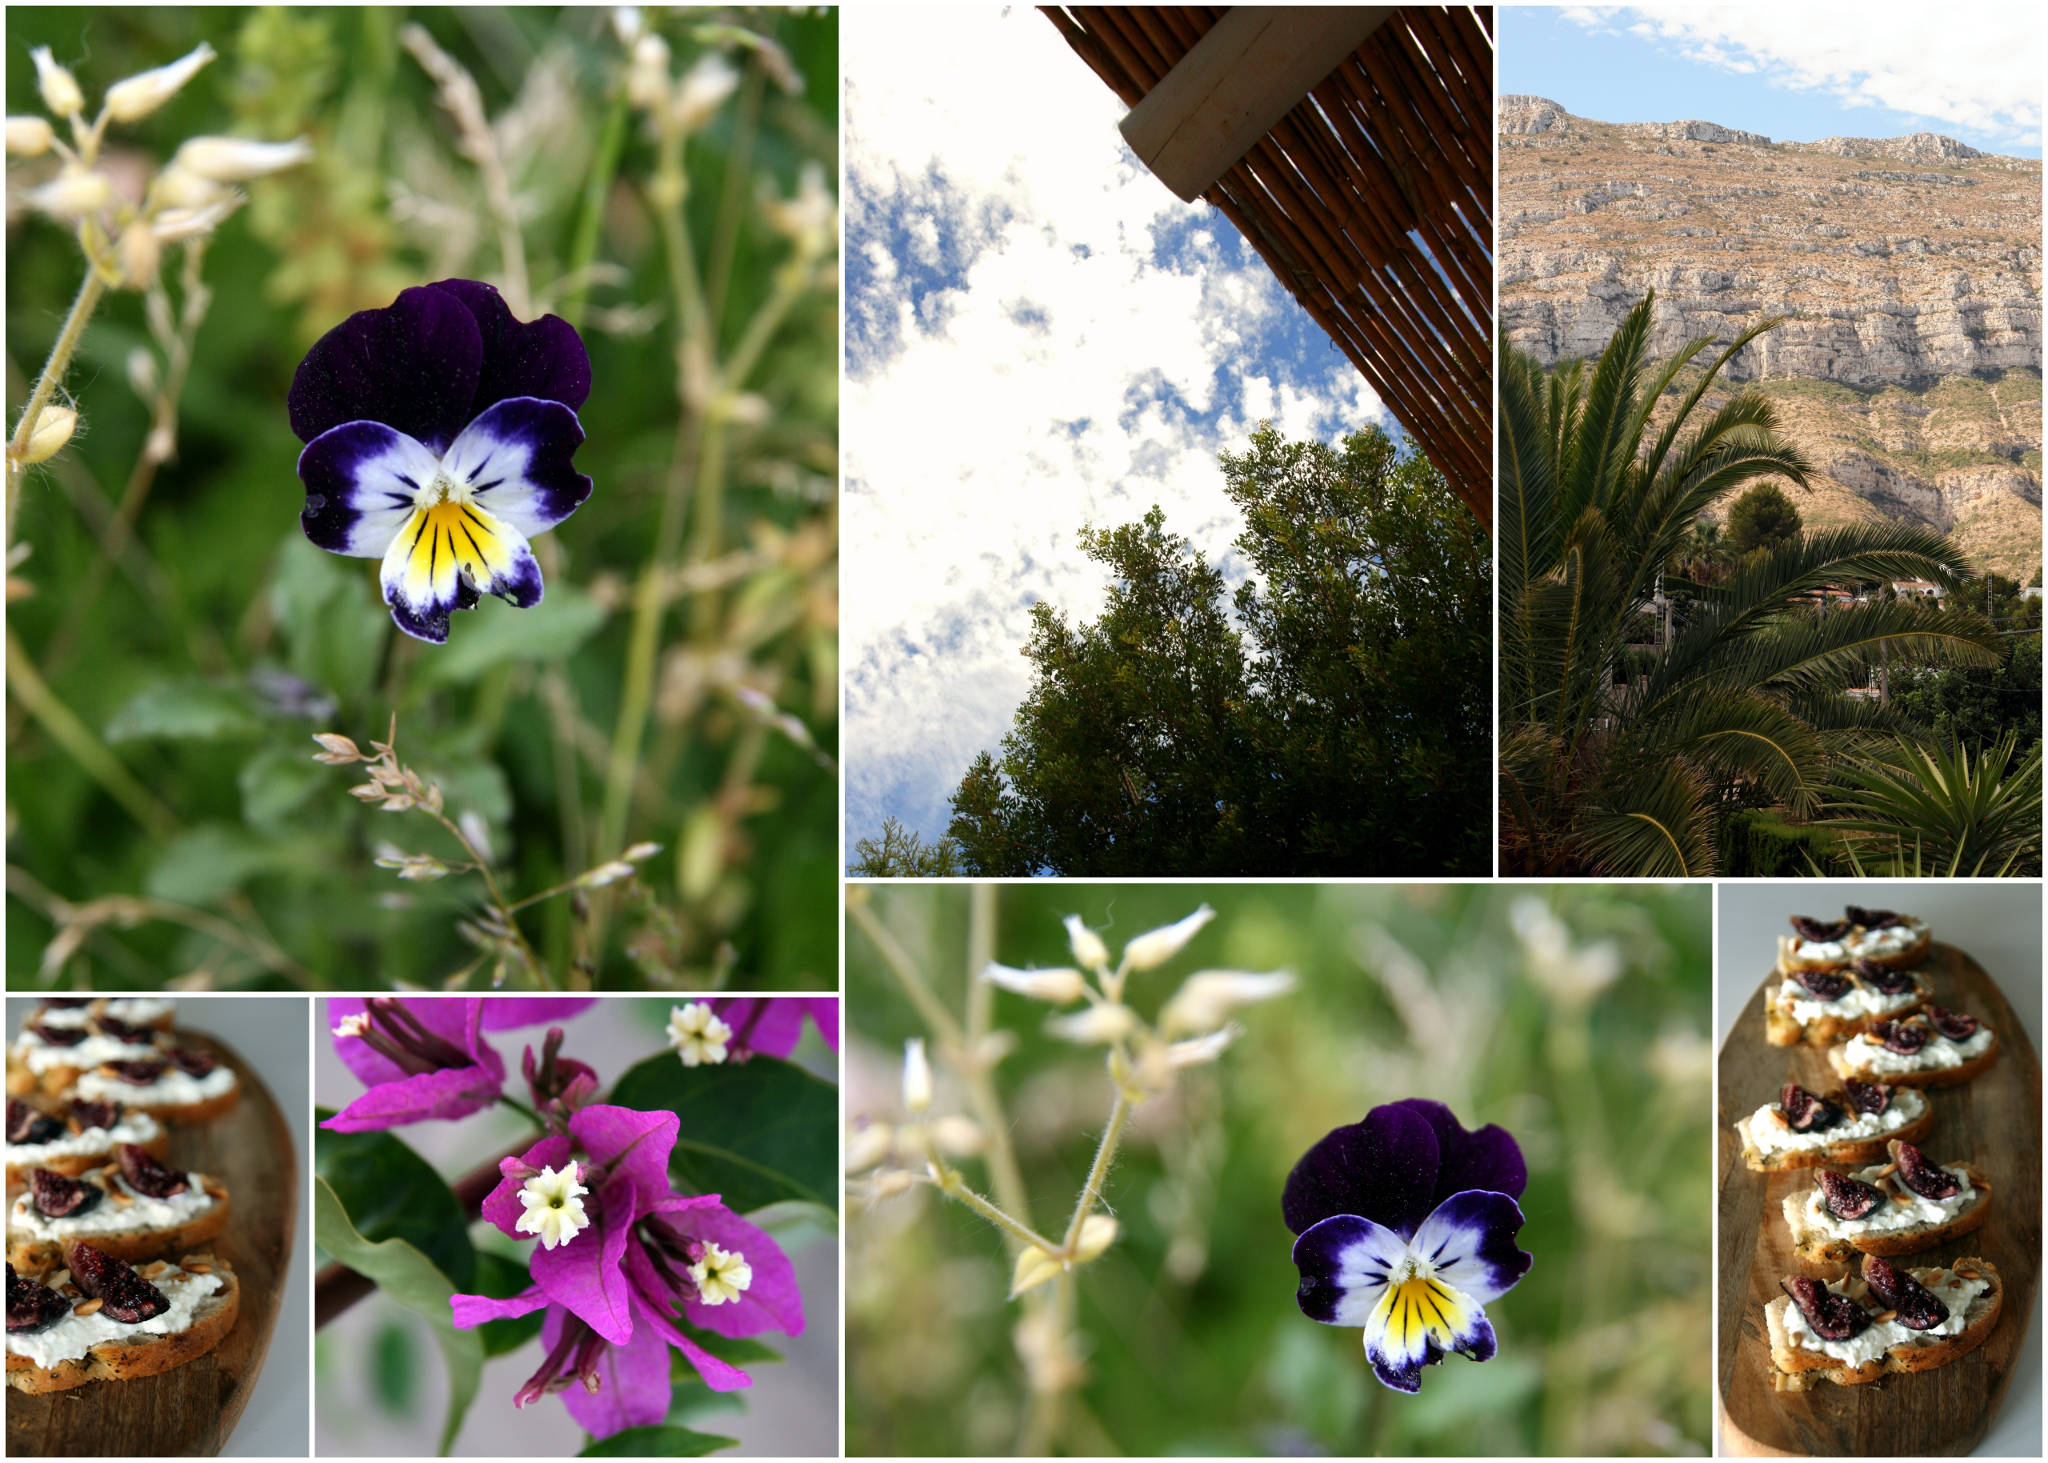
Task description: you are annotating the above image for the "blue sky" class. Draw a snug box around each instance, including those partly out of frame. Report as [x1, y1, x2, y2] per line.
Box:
[1502, 5, 2041, 156]
[844, 7, 1390, 860]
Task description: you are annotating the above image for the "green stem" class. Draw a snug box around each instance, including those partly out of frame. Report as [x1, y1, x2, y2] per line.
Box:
[1062, 1086, 1132, 1251]
[559, 88, 630, 332]
[848, 897, 964, 1050]
[497, 1094, 545, 1129]
[6, 629, 177, 839]
[7, 264, 108, 543]
[933, 1167, 1061, 1255]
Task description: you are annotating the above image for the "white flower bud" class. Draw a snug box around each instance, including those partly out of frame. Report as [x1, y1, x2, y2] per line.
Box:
[1045, 1002, 1138, 1046]
[981, 962, 1088, 1005]
[1163, 1025, 1239, 1068]
[17, 406, 77, 466]
[31, 48, 84, 118]
[6, 116, 55, 156]
[929, 1114, 986, 1157]
[1121, 905, 1216, 971]
[117, 221, 162, 288]
[578, 859, 637, 888]
[611, 6, 645, 45]
[151, 197, 240, 244]
[1010, 1245, 1063, 1299]
[103, 42, 217, 124]
[622, 841, 663, 862]
[1072, 1213, 1118, 1263]
[901, 1037, 933, 1114]
[171, 134, 313, 182]
[1158, 969, 1296, 1036]
[27, 168, 113, 221]
[669, 53, 738, 133]
[126, 348, 161, 401]
[153, 164, 227, 210]
[843, 1122, 894, 1174]
[625, 32, 671, 110]
[1063, 915, 1109, 971]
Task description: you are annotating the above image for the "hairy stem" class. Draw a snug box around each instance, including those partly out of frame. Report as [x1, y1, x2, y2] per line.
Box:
[1062, 1085, 1132, 1251]
[931, 1166, 1061, 1255]
[7, 264, 108, 544]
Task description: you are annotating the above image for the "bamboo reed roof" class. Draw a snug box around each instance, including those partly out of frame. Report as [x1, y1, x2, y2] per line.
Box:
[1042, 6, 1495, 529]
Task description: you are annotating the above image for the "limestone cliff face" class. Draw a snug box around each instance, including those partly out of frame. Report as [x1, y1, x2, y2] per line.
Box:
[1501, 97, 2043, 577]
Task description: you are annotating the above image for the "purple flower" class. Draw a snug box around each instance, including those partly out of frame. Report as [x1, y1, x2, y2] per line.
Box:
[449, 1104, 804, 1437]
[289, 279, 593, 644]
[323, 996, 597, 1131]
[1285, 1099, 1531, 1394]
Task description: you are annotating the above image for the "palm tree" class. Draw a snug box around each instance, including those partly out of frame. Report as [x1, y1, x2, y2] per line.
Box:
[1499, 292, 2002, 875]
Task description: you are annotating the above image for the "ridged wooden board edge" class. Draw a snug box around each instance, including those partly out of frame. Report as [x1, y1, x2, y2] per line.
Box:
[1716, 943, 2041, 1455]
[5, 1029, 298, 1457]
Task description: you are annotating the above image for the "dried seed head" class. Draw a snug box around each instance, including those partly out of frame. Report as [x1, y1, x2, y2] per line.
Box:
[311, 732, 362, 764]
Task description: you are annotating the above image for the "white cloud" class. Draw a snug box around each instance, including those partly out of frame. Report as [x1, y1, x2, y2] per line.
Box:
[1569, 4, 2042, 146]
[844, 6, 1386, 848]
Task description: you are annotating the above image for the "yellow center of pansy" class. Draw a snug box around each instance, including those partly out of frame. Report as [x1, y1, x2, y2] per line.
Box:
[1366, 1253, 1472, 1358]
[396, 497, 514, 589]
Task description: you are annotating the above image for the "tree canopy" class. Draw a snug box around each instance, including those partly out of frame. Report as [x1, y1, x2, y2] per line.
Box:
[943, 423, 1490, 875]
[1725, 480, 1803, 554]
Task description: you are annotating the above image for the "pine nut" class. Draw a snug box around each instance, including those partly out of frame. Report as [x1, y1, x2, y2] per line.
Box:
[72, 1298, 102, 1316]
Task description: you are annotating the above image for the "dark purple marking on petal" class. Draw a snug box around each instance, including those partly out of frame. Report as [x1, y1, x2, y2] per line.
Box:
[289, 286, 483, 453]
[428, 279, 592, 416]
[1410, 1191, 1532, 1305]
[1283, 1103, 1441, 1238]
[1370, 1347, 1426, 1393]
[1291, 1213, 1404, 1326]
[297, 421, 439, 556]
[443, 397, 593, 539]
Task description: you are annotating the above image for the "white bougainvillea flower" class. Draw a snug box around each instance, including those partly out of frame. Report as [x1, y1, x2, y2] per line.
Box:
[667, 1002, 733, 1067]
[515, 1161, 591, 1250]
[689, 1241, 753, 1306]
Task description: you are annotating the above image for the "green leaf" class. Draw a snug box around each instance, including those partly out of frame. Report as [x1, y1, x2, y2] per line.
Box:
[736, 1198, 836, 1255]
[270, 532, 388, 703]
[105, 678, 263, 742]
[671, 1317, 782, 1367]
[469, 1249, 546, 1358]
[314, 1113, 476, 1288]
[370, 1317, 421, 1416]
[240, 745, 329, 832]
[420, 584, 607, 684]
[314, 1176, 482, 1456]
[580, 1425, 738, 1456]
[144, 825, 317, 906]
[609, 1054, 838, 1214]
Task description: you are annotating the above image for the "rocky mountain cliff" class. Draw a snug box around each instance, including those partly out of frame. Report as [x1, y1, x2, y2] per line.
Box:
[1500, 97, 2043, 577]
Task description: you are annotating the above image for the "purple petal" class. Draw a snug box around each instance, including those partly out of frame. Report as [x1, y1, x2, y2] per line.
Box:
[1291, 1213, 1405, 1328]
[480, 1134, 574, 1238]
[320, 1065, 502, 1130]
[1370, 1347, 1426, 1394]
[626, 1276, 752, 1393]
[1283, 1103, 1441, 1239]
[297, 421, 439, 557]
[674, 1203, 805, 1338]
[428, 279, 592, 416]
[289, 284, 482, 454]
[718, 999, 807, 1058]
[1386, 1099, 1528, 1208]
[531, 1203, 635, 1344]
[553, 1303, 670, 1439]
[569, 1105, 679, 1214]
[328, 998, 402, 1087]
[441, 397, 593, 540]
[1410, 1191, 1531, 1305]
[480, 998, 600, 1031]
[811, 1000, 839, 1053]
[450, 1284, 548, 1330]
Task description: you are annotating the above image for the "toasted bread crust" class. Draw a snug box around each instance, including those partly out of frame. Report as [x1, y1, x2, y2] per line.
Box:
[4, 1257, 240, 1393]
[1827, 1028, 2000, 1089]
[7, 1179, 231, 1272]
[1764, 1258, 2001, 1390]
[1776, 928, 1932, 975]
[4, 1131, 170, 1189]
[1764, 990, 1927, 1048]
[1737, 1098, 1937, 1173]
[1782, 1164, 1992, 1262]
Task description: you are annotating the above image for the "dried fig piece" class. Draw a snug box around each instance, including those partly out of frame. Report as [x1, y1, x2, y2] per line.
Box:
[99, 1059, 168, 1084]
[92, 1014, 155, 1045]
[1844, 1080, 1891, 1115]
[1872, 1020, 1927, 1055]
[41, 997, 92, 1009]
[1790, 967, 1851, 1000]
[25, 1022, 86, 1048]
[1861, 1255, 1949, 1331]
[1780, 1082, 1840, 1133]
[1817, 1168, 1885, 1221]
[168, 1047, 217, 1078]
[7, 1099, 62, 1146]
[1850, 958, 1915, 995]
[1888, 1140, 1961, 1201]
[1790, 915, 1852, 943]
[64, 1241, 168, 1325]
[68, 1098, 122, 1132]
[116, 1143, 190, 1199]
[6, 1264, 69, 1334]
[27, 1168, 104, 1220]
[1925, 1006, 1979, 1041]
[1782, 1276, 1870, 1340]
[1845, 906, 1905, 931]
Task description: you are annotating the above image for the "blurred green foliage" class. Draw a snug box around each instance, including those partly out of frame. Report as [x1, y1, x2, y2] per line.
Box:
[846, 883, 1711, 1456]
[6, 7, 838, 988]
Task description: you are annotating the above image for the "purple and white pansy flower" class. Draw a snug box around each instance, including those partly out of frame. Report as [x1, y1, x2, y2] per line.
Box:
[289, 279, 594, 643]
[1285, 1098, 1531, 1394]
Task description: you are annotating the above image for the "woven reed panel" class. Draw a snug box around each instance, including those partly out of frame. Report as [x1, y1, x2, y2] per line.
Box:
[1043, 6, 1494, 530]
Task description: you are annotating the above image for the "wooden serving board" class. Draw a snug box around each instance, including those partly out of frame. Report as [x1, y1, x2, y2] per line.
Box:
[1716, 943, 2041, 1455]
[6, 1030, 297, 1457]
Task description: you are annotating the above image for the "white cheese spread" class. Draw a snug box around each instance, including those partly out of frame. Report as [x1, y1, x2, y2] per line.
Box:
[9, 1029, 161, 1075]
[1745, 1086, 1926, 1158]
[76, 1063, 237, 1108]
[4, 1265, 223, 1369]
[26, 1006, 96, 1029]
[4, 1110, 162, 1166]
[1802, 1164, 1975, 1237]
[1841, 1025, 1993, 1075]
[9, 1173, 216, 1239]
[1779, 979, 1917, 1025]
[1782, 1271, 1987, 1365]
[1846, 919, 1930, 960]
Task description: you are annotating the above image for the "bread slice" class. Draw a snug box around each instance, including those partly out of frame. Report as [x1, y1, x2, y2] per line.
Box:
[71, 1060, 241, 1124]
[4, 1107, 169, 1188]
[1782, 1161, 1991, 1262]
[1764, 1258, 2000, 1390]
[7, 1174, 231, 1273]
[1736, 1086, 1935, 1172]
[1776, 923, 1931, 976]
[1828, 1024, 2000, 1089]
[1763, 969, 1928, 1048]
[5, 1252, 238, 1393]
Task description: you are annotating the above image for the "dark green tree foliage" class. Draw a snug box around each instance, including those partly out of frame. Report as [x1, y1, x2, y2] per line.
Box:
[1725, 480, 1803, 553]
[847, 817, 963, 877]
[945, 425, 1490, 875]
